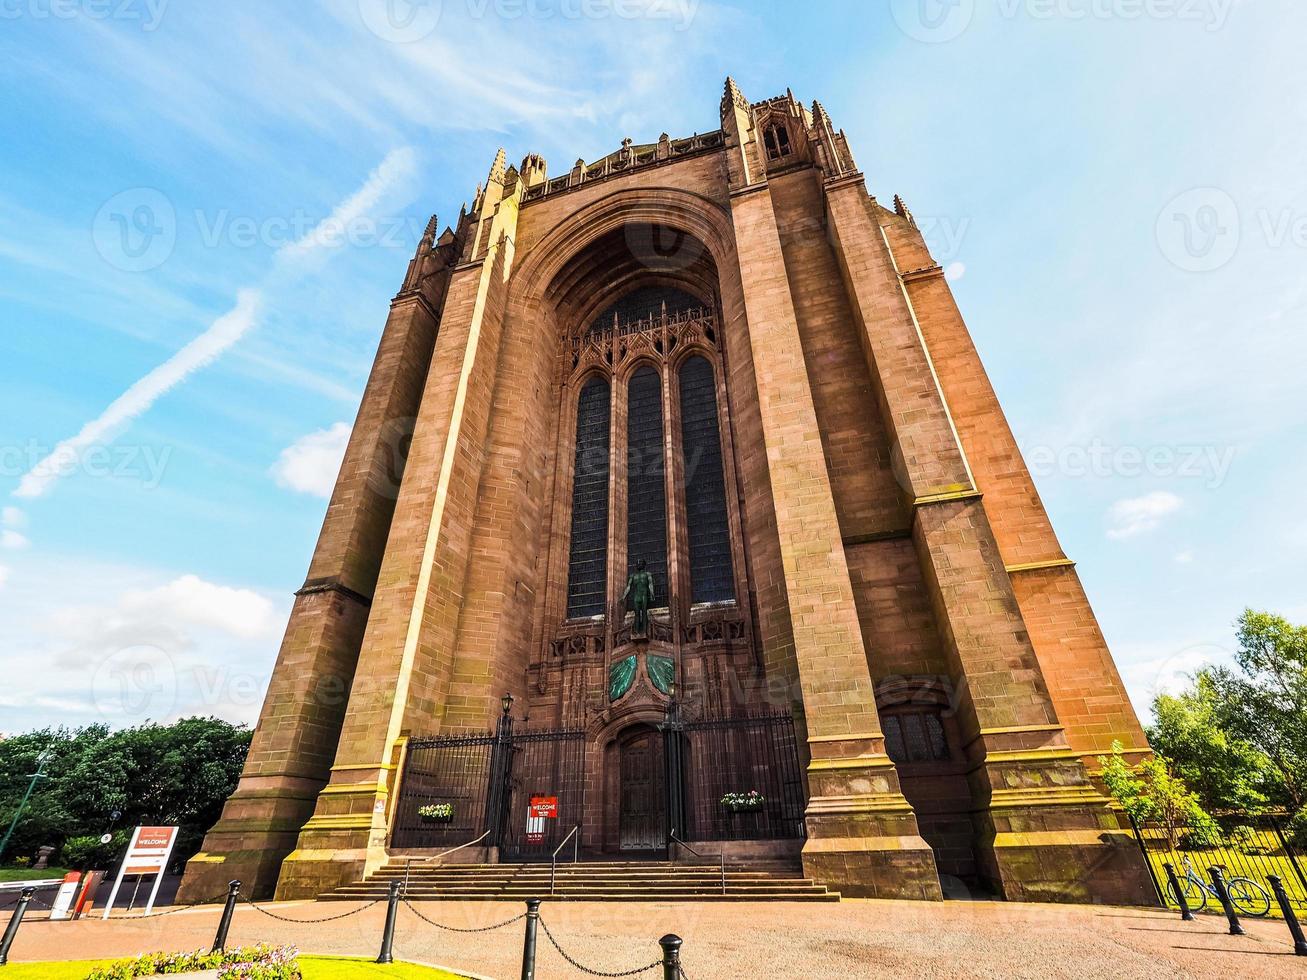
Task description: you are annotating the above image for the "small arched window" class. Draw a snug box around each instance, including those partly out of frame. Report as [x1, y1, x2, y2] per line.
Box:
[679, 356, 734, 603]
[567, 376, 611, 618]
[763, 123, 792, 161]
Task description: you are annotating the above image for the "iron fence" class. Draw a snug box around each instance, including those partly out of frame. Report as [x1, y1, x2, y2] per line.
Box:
[1129, 810, 1307, 916]
[390, 732, 495, 850]
[392, 706, 807, 856]
[676, 710, 806, 842]
[502, 727, 588, 861]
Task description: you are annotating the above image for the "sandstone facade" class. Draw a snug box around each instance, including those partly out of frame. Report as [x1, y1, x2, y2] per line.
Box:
[180, 80, 1152, 906]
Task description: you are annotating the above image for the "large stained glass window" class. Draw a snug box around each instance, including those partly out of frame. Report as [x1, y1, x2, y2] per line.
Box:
[626, 366, 668, 602]
[678, 356, 734, 603]
[566, 376, 611, 618]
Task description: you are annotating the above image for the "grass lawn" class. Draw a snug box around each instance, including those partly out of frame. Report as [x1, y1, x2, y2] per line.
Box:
[0, 962, 114, 980]
[0, 957, 469, 980]
[301, 955, 469, 979]
[1139, 826, 1307, 918]
[0, 867, 67, 882]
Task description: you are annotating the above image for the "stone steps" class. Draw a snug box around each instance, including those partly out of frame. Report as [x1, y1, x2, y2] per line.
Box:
[320, 860, 838, 902]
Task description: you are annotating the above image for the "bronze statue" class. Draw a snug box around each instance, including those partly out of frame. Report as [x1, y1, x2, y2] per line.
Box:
[622, 559, 655, 637]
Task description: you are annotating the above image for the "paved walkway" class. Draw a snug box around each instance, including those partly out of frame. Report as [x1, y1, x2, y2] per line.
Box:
[7, 896, 1305, 978]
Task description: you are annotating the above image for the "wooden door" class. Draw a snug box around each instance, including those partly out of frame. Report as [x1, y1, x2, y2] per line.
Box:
[619, 730, 665, 851]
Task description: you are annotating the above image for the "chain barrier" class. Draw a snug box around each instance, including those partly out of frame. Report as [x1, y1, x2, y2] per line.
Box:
[401, 898, 525, 933]
[537, 916, 663, 978]
[240, 896, 381, 923]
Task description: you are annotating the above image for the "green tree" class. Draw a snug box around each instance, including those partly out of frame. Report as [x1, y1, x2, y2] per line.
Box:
[1207, 609, 1307, 809]
[0, 718, 249, 867]
[1098, 741, 1211, 849]
[1147, 671, 1277, 812]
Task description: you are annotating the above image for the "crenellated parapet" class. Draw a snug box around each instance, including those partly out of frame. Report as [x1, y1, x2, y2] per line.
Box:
[520, 130, 724, 204]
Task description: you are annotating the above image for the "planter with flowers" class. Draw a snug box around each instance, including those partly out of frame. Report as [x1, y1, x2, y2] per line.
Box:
[418, 803, 454, 824]
[720, 790, 766, 814]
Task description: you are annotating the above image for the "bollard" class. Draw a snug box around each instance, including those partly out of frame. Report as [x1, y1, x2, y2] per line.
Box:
[1162, 864, 1195, 921]
[210, 880, 241, 953]
[1268, 876, 1307, 956]
[376, 880, 401, 964]
[0, 888, 35, 966]
[520, 899, 541, 980]
[659, 933, 683, 980]
[1207, 867, 1244, 936]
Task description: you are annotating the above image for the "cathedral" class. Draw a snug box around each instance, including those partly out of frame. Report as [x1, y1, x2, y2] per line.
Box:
[180, 79, 1154, 905]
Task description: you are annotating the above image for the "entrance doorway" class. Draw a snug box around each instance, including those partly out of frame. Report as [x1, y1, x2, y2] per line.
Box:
[618, 728, 665, 851]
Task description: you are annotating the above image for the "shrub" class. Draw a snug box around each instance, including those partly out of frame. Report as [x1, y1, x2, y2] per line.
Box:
[1177, 811, 1224, 850]
[1288, 809, 1307, 852]
[61, 831, 128, 871]
[11, 856, 30, 868]
[1225, 823, 1273, 855]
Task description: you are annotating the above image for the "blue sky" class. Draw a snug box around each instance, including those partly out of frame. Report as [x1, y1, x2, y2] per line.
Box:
[1, 0, 1304, 734]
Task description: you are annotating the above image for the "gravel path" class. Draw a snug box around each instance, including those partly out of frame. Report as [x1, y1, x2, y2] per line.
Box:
[7, 896, 1304, 978]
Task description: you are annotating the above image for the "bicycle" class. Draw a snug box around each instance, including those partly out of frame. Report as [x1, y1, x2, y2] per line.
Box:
[1167, 855, 1272, 917]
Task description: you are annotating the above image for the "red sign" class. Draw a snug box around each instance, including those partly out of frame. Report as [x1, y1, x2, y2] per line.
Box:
[529, 796, 558, 819]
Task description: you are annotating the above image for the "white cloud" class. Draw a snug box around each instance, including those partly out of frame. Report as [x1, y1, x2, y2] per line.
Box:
[1106, 491, 1183, 540]
[120, 574, 280, 642]
[276, 147, 418, 268]
[944, 261, 966, 282]
[1, 530, 30, 550]
[0, 565, 8, 590]
[0, 559, 287, 730]
[12, 145, 416, 503]
[272, 422, 351, 497]
[14, 288, 263, 500]
[1174, 550, 1195, 564]
[1117, 640, 1232, 719]
[2, 507, 26, 528]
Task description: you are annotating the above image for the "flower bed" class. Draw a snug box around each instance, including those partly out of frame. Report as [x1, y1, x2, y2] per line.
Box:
[85, 945, 299, 980]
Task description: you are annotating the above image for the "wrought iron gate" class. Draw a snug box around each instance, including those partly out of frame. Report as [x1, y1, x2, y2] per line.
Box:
[390, 732, 495, 850]
[391, 718, 586, 859]
[391, 705, 806, 855]
[668, 708, 807, 842]
[501, 727, 587, 860]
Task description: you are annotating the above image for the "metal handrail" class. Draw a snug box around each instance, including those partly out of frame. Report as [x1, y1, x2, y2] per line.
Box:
[669, 830, 725, 895]
[550, 824, 581, 895]
[402, 828, 491, 896]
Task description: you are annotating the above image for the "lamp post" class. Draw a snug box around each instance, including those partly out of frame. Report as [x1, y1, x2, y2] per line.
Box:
[486, 693, 516, 850]
[662, 680, 685, 851]
[0, 749, 52, 862]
